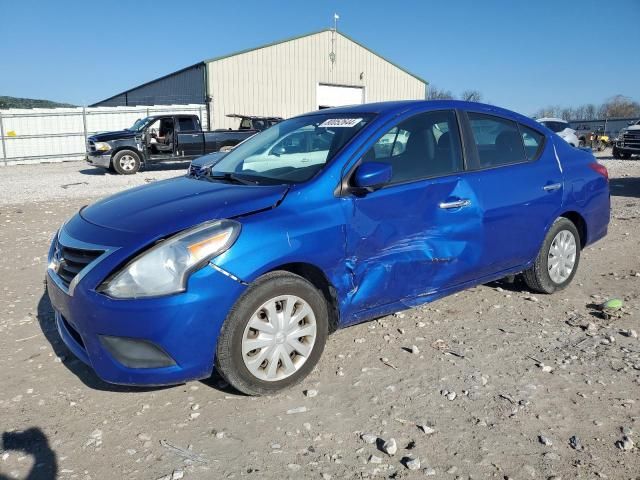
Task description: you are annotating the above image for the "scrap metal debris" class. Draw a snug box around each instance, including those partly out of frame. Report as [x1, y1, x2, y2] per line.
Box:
[159, 439, 208, 464]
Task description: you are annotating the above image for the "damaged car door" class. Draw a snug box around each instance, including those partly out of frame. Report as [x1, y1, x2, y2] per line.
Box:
[344, 109, 482, 314]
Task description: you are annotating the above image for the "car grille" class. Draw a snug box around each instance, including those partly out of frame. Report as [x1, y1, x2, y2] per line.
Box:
[622, 131, 640, 149]
[87, 140, 96, 153]
[54, 238, 104, 289]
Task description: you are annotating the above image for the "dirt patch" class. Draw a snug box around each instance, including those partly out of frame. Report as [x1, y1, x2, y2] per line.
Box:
[0, 153, 638, 479]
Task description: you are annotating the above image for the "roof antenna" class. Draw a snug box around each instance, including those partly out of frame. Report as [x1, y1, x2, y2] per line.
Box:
[330, 13, 339, 65]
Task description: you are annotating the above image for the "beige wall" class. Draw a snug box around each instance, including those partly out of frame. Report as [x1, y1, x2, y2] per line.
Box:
[207, 31, 426, 129]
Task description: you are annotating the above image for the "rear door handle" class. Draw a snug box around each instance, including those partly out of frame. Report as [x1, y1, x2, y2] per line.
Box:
[543, 183, 562, 192]
[439, 199, 471, 209]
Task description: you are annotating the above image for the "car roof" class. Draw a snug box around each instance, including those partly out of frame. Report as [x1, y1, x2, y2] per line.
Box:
[147, 114, 194, 120]
[299, 100, 541, 129]
[226, 114, 283, 120]
[537, 117, 568, 123]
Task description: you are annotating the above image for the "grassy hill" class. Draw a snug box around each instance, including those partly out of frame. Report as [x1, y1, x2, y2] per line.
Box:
[0, 95, 76, 109]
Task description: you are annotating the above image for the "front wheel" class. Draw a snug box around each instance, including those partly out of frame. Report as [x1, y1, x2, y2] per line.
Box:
[522, 218, 581, 294]
[112, 150, 141, 175]
[215, 271, 328, 395]
[612, 146, 622, 159]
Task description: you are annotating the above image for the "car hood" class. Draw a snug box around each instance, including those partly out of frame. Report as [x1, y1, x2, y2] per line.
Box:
[80, 177, 289, 238]
[190, 151, 228, 168]
[90, 130, 137, 142]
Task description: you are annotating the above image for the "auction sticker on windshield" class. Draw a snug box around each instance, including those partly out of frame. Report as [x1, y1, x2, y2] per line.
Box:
[319, 118, 363, 128]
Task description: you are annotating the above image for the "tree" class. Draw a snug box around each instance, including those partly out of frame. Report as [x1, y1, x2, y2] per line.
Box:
[461, 90, 483, 102]
[598, 95, 640, 118]
[426, 86, 454, 100]
[560, 108, 573, 121]
[584, 104, 596, 120]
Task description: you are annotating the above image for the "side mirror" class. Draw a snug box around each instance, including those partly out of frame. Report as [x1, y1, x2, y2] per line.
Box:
[353, 162, 392, 191]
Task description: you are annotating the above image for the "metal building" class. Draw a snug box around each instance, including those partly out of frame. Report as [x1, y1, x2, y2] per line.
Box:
[91, 29, 427, 129]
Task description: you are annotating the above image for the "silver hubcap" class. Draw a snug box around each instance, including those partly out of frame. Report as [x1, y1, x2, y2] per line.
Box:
[119, 155, 136, 171]
[242, 295, 317, 382]
[548, 229, 577, 284]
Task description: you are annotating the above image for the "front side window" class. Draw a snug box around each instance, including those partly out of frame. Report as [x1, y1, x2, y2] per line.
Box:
[362, 110, 463, 184]
[211, 114, 373, 184]
[468, 113, 526, 168]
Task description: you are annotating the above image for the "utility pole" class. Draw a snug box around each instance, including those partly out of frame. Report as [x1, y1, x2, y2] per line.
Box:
[330, 13, 339, 66]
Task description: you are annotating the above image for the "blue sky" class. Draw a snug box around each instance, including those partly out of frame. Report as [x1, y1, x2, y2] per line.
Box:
[1, 0, 639, 114]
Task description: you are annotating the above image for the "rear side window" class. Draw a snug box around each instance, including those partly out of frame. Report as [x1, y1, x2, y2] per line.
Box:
[177, 117, 197, 132]
[363, 110, 463, 184]
[519, 124, 545, 160]
[468, 113, 526, 168]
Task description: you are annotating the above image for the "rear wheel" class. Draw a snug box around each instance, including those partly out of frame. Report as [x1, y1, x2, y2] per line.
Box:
[522, 218, 580, 294]
[215, 271, 328, 396]
[112, 150, 141, 175]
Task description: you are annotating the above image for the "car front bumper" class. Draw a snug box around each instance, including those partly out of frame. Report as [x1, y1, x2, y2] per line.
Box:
[86, 152, 112, 169]
[46, 252, 246, 386]
[615, 143, 640, 153]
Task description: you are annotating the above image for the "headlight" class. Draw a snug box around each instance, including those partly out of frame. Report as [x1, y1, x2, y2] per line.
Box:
[101, 220, 240, 298]
[94, 142, 111, 152]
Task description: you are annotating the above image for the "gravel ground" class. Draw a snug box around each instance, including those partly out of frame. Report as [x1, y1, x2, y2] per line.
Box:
[0, 151, 639, 480]
[0, 160, 190, 205]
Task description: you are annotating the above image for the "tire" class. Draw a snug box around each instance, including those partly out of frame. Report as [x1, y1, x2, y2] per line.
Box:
[112, 150, 141, 175]
[612, 146, 622, 159]
[620, 151, 632, 160]
[522, 217, 581, 294]
[215, 271, 329, 396]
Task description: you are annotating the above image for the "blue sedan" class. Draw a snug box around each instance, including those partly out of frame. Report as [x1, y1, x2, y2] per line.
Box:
[46, 101, 610, 395]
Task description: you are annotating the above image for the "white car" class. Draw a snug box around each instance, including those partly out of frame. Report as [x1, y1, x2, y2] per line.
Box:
[537, 118, 579, 147]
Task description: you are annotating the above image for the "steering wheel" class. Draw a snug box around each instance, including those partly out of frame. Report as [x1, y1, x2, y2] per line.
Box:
[149, 128, 158, 138]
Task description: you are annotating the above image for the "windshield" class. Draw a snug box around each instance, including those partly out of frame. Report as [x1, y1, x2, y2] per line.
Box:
[128, 117, 154, 132]
[210, 113, 373, 184]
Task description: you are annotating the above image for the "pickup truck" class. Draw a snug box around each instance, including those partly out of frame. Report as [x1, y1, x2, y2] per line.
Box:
[86, 114, 282, 174]
[613, 119, 640, 159]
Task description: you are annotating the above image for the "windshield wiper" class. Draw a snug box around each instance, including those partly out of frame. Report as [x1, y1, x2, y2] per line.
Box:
[206, 172, 256, 185]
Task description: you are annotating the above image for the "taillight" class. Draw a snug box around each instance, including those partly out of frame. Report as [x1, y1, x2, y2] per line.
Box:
[589, 162, 608, 180]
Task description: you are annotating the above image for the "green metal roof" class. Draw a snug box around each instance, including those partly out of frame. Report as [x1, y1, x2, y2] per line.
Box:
[204, 29, 428, 85]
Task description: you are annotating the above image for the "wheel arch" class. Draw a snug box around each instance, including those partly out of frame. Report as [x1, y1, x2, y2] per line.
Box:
[559, 211, 587, 248]
[111, 146, 143, 163]
[267, 262, 340, 333]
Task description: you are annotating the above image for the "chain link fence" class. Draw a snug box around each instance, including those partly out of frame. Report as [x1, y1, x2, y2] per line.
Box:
[0, 104, 207, 166]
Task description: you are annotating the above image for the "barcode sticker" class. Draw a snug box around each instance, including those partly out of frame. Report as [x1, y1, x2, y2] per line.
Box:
[318, 118, 363, 128]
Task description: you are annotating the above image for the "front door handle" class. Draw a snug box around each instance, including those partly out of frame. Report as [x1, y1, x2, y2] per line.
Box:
[439, 199, 471, 209]
[543, 183, 562, 192]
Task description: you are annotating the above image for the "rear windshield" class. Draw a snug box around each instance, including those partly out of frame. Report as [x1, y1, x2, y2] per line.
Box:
[211, 113, 373, 184]
[541, 121, 569, 133]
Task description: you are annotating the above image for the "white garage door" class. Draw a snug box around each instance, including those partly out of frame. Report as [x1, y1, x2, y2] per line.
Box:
[317, 84, 364, 109]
